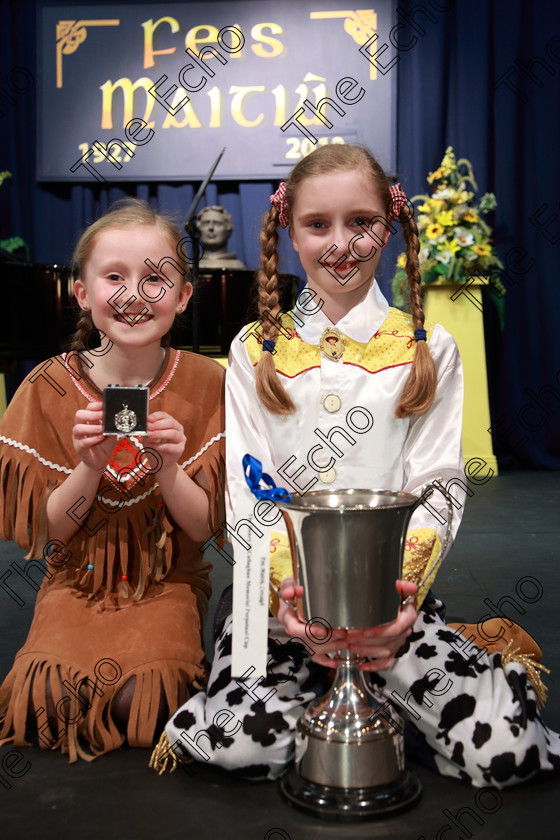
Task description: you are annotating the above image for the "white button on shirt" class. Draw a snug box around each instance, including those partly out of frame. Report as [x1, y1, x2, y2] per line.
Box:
[323, 394, 341, 413]
[318, 467, 336, 483]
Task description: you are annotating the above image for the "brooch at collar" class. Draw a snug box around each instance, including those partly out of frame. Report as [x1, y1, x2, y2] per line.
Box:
[319, 328, 345, 361]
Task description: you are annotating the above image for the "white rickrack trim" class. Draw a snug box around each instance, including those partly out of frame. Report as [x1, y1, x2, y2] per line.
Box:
[98, 431, 226, 508]
[62, 349, 181, 402]
[178, 431, 225, 469]
[0, 435, 73, 474]
[0, 429, 225, 509]
[99, 484, 158, 508]
[151, 349, 180, 399]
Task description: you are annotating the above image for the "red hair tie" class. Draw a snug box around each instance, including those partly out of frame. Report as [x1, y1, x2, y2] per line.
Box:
[389, 183, 407, 219]
[270, 182, 289, 228]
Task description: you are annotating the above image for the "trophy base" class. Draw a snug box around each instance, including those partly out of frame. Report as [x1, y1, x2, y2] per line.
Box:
[280, 764, 422, 821]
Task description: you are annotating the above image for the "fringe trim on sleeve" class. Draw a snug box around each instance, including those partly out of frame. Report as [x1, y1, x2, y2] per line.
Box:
[501, 640, 550, 709]
[149, 730, 195, 775]
[402, 528, 442, 609]
[0, 448, 56, 558]
[193, 439, 226, 537]
[0, 654, 201, 763]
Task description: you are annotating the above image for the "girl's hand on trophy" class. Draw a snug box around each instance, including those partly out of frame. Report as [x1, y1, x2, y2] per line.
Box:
[277, 579, 347, 667]
[348, 580, 419, 672]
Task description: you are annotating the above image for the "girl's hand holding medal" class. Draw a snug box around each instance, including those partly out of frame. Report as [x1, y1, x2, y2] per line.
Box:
[145, 411, 186, 472]
[72, 400, 115, 472]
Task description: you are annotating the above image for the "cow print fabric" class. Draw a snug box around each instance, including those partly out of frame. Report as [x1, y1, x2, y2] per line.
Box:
[165, 595, 560, 787]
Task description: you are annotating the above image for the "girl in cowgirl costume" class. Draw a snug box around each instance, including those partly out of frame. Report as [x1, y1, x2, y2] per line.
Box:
[157, 145, 559, 786]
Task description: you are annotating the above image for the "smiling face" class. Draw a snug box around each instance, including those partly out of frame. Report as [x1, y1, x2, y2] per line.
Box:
[73, 224, 191, 351]
[289, 168, 389, 313]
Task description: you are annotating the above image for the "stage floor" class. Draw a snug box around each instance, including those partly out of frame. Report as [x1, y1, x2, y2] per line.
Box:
[1, 472, 558, 839]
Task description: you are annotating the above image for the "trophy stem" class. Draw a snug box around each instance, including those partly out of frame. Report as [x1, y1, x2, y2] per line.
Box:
[280, 649, 422, 819]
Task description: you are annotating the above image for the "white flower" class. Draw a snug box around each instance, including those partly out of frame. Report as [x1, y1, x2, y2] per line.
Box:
[436, 251, 452, 264]
[432, 189, 451, 199]
[456, 233, 474, 247]
[421, 248, 430, 261]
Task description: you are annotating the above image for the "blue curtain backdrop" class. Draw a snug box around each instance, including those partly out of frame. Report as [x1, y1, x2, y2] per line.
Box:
[0, 0, 559, 468]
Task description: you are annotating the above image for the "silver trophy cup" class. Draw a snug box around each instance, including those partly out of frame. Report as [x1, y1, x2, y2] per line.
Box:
[275, 488, 452, 820]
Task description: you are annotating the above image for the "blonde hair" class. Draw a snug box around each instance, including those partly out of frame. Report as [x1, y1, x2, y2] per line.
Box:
[69, 198, 189, 351]
[255, 144, 437, 417]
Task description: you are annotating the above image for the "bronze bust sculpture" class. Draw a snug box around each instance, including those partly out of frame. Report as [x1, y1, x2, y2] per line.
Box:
[195, 206, 247, 270]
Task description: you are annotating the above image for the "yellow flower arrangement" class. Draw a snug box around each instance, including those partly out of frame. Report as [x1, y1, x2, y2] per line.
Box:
[426, 223, 445, 239]
[392, 146, 505, 321]
[427, 167, 443, 183]
[436, 210, 456, 227]
[443, 239, 461, 255]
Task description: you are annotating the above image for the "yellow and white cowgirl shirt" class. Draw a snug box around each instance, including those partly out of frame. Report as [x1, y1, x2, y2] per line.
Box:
[225, 280, 465, 612]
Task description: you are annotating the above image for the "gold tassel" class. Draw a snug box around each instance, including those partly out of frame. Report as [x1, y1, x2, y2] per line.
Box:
[148, 730, 193, 776]
[501, 640, 550, 709]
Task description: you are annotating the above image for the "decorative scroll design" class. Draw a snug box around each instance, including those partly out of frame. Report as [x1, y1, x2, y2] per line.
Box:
[310, 9, 378, 80]
[56, 19, 120, 88]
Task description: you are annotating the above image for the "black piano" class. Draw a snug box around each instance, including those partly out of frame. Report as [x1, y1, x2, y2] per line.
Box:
[0, 259, 300, 370]
[0, 261, 75, 370]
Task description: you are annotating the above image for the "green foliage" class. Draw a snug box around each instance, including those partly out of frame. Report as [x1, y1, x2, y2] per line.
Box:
[0, 170, 29, 258]
[0, 236, 29, 257]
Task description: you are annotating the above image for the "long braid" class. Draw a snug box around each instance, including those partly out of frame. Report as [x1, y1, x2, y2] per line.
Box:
[68, 258, 96, 351]
[69, 309, 95, 351]
[254, 207, 296, 414]
[396, 211, 437, 417]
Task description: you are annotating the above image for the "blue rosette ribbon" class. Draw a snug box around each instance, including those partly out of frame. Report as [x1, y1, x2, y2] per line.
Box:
[242, 454, 292, 502]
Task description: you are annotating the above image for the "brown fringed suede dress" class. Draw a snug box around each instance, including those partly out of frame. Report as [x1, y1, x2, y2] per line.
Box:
[0, 348, 225, 761]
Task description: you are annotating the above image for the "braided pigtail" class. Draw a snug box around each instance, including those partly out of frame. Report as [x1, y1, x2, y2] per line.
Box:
[395, 211, 438, 417]
[254, 206, 296, 415]
[68, 257, 98, 352]
[69, 309, 95, 352]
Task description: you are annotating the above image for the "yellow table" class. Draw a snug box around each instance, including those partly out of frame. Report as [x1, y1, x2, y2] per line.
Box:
[0, 374, 7, 419]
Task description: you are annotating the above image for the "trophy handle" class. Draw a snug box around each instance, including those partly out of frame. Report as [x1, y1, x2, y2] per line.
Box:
[413, 482, 454, 594]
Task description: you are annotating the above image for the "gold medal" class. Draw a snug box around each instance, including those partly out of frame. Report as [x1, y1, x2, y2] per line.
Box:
[114, 403, 137, 434]
[320, 328, 345, 361]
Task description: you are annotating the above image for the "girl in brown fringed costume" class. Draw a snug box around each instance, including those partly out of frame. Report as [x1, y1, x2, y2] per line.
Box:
[0, 199, 225, 761]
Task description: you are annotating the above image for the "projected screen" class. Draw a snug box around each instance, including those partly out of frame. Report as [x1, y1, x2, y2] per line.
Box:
[38, 1, 396, 181]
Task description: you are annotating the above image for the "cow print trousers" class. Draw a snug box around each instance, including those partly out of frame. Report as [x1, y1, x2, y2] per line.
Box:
[165, 595, 560, 787]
